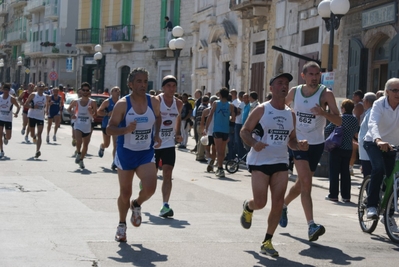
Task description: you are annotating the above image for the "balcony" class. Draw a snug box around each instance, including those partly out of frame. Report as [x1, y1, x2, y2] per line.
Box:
[42, 42, 76, 57]
[44, 2, 58, 20]
[23, 41, 43, 56]
[25, 0, 45, 13]
[229, 0, 271, 18]
[0, 3, 8, 16]
[104, 25, 134, 50]
[75, 28, 103, 52]
[9, 0, 28, 9]
[6, 30, 27, 44]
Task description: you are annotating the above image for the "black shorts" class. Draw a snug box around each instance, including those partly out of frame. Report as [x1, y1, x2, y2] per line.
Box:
[292, 143, 324, 172]
[0, 120, 12, 130]
[248, 163, 288, 176]
[213, 132, 229, 141]
[75, 129, 92, 138]
[208, 135, 214, 146]
[22, 110, 28, 115]
[29, 118, 44, 127]
[155, 147, 176, 167]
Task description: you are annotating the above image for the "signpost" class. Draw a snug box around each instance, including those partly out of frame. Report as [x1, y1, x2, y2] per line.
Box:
[49, 71, 58, 81]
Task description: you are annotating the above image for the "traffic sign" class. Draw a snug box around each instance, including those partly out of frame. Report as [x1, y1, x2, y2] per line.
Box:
[25, 68, 30, 74]
[49, 71, 58, 81]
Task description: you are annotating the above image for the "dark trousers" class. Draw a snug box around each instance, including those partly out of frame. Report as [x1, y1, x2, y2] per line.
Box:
[364, 141, 396, 208]
[360, 160, 372, 178]
[227, 124, 235, 160]
[193, 120, 199, 150]
[234, 123, 245, 158]
[328, 148, 352, 199]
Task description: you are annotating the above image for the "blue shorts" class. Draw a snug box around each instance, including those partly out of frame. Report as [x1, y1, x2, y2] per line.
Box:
[291, 143, 324, 172]
[48, 111, 60, 119]
[114, 146, 155, 171]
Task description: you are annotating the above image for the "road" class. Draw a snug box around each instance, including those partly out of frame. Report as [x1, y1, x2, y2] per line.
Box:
[0, 118, 398, 267]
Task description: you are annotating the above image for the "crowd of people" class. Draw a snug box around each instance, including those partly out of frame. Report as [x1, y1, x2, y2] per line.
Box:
[1, 62, 398, 258]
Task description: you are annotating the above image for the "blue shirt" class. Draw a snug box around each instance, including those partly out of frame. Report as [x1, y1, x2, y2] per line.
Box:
[242, 103, 250, 124]
[213, 100, 230, 134]
[102, 97, 116, 128]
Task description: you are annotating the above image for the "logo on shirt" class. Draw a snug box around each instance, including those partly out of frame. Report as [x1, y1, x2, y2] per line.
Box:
[135, 117, 149, 123]
[163, 120, 173, 126]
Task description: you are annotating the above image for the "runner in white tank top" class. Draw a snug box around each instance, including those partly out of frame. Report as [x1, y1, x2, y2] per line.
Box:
[281, 62, 342, 242]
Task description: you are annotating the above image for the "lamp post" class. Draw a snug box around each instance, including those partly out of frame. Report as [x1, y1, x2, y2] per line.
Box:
[168, 26, 185, 78]
[17, 56, 23, 86]
[318, 0, 350, 72]
[93, 44, 103, 93]
[0, 59, 4, 83]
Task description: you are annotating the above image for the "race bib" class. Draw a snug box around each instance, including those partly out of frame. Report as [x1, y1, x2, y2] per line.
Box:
[130, 129, 151, 145]
[160, 128, 173, 140]
[267, 129, 289, 146]
[0, 110, 10, 116]
[78, 115, 90, 124]
[297, 112, 315, 128]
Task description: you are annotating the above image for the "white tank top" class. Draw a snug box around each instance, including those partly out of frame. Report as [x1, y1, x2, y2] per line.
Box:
[292, 85, 326, 145]
[27, 93, 46, 120]
[0, 95, 13, 122]
[73, 99, 93, 134]
[122, 98, 156, 151]
[207, 110, 214, 136]
[247, 102, 294, 165]
[157, 94, 179, 149]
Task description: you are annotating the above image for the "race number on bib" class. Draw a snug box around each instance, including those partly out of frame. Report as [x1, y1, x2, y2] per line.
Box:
[78, 116, 90, 124]
[131, 129, 151, 145]
[297, 112, 315, 126]
[268, 129, 289, 146]
[160, 128, 173, 140]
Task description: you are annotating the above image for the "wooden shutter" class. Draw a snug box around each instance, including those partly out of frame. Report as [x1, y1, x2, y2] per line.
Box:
[347, 38, 368, 97]
[250, 62, 264, 101]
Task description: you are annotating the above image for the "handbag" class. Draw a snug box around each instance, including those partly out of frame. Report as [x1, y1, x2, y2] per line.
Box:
[324, 126, 344, 152]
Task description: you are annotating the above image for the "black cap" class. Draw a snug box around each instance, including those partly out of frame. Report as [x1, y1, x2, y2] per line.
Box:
[269, 73, 293, 86]
[162, 75, 177, 87]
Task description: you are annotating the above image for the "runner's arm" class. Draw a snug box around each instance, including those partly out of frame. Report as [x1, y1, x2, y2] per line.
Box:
[97, 99, 109, 116]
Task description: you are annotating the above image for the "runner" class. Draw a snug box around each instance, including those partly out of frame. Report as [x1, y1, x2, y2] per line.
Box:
[280, 61, 342, 241]
[46, 87, 63, 143]
[18, 83, 34, 142]
[97, 86, 121, 170]
[0, 83, 21, 158]
[107, 67, 161, 242]
[24, 82, 48, 158]
[240, 73, 308, 257]
[68, 83, 97, 169]
[155, 75, 183, 217]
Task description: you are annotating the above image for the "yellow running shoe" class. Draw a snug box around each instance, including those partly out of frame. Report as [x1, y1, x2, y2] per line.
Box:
[240, 200, 253, 229]
[260, 239, 279, 257]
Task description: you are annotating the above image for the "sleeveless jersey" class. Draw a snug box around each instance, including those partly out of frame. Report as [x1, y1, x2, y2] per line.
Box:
[73, 99, 93, 134]
[157, 94, 179, 149]
[213, 100, 230, 133]
[117, 94, 155, 151]
[292, 85, 326, 145]
[101, 97, 116, 128]
[0, 95, 13, 122]
[49, 95, 62, 116]
[21, 91, 30, 112]
[27, 93, 46, 120]
[247, 102, 294, 165]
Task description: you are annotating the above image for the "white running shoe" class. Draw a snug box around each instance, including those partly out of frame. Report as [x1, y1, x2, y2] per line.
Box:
[21, 128, 25, 135]
[53, 135, 56, 142]
[0, 151, 4, 158]
[46, 135, 50, 143]
[25, 135, 29, 143]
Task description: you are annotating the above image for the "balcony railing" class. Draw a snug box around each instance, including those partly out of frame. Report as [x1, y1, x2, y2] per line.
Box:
[147, 36, 169, 50]
[105, 25, 135, 42]
[75, 28, 103, 45]
[41, 42, 75, 55]
[23, 41, 43, 55]
[0, 3, 8, 16]
[6, 31, 27, 43]
[229, 0, 271, 11]
[9, 0, 28, 8]
[26, 0, 45, 12]
[44, 3, 57, 20]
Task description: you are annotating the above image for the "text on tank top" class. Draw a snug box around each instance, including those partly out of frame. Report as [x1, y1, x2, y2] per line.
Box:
[74, 99, 93, 133]
[28, 93, 46, 120]
[158, 94, 179, 149]
[0, 95, 13, 122]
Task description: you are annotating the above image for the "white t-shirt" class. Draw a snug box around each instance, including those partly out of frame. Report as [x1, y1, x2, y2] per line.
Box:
[232, 99, 242, 124]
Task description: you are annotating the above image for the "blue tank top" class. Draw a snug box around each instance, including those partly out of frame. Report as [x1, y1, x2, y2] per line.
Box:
[102, 97, 115, 128]
[49, 95, 61, 115]
[213, 100, 230, 134]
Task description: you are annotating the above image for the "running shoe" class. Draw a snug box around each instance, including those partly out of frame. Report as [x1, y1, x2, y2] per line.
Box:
[215, 169, 225, 178]
[240, 200, 253, 229]
[279, 207, 288, 228]
[207, 159, 214, 173]
[35, 151, 41, 158]
[0, 150, 4, 158]
[72, 139, 77, 147]
[325, 195, 338, 202]
[75, 153, 81, 164]
[308, 223, 325, 241]
[159, 204, 174, 218]
[380, 216, 399, 233]
[79, 160, 85, 169]
[115, 224, 127, 242]
[3, 133, 8, 145]
[53, 135, 56, 142]
[130, 201, 142, 227]
[98, 147, 104, 158]
[21, 128, 25, 135]
[46, 135, 50, 143]
[260, 239, 279, 257]
[32, 135, 37, 144]
[111, 162, 117, 171]
[367, 207, 378, 220]
[25, 135, 29, 143]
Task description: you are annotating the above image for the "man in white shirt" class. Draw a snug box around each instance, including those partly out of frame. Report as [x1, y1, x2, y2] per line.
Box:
[234, 90, 246, 159]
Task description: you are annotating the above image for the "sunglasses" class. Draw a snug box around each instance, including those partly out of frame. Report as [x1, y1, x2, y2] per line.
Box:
[388, 88, 399, 94]
[81, 89, 90, 92]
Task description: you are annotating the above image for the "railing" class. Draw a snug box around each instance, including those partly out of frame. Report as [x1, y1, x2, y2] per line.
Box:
[230, 0, 270, 9]
[75, 28, 103, 45]
[147, 36, 169, 50]
[104, 25, 135, 42]
[6, 31, 27, 43]
[25, 0, 45, 11]
[42, 42, 75, 55]
[44, 2, 57, 19]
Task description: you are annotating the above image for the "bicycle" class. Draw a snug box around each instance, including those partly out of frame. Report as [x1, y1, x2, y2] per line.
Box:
[358, 146, 399, 243]
[225, 153, 247, 174]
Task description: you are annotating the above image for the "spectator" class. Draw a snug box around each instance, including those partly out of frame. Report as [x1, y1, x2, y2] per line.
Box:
[195, 96, 209, 162]
[178, 93, 192, 149]
[164, 16, 173, 45]
[249, 91, 259, 113]
[376, 90, 384, 99]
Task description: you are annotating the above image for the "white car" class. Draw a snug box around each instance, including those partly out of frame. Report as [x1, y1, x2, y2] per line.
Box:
[61, 94, 78, 124]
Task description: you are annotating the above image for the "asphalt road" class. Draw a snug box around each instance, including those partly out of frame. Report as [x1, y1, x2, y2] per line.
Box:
[0, 118, 398, 266]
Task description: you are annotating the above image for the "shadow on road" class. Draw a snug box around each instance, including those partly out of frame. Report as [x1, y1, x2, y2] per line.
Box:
[280, 233, 365, 265]
[26, 157, 47, 161]
[71, 169, 96, 175]
[202, 174, 240, 182]
[109, 243, 168, 266]
[245, 250, 314, 267]
[100, 166, 117, 173]
[142, 212, 190, 229]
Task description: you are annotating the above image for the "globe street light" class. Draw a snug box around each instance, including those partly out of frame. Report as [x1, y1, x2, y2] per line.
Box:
[93, 44, 103, 93]
[17, 56, 23, 86]
[0, 59, 4, 83]
[169, 26, 186, 79]
[318, 0, 350, 72]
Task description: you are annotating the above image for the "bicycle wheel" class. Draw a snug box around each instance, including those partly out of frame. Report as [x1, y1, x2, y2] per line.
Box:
[358, 177, 378, 233]
[384, 191, 399, 243]
[225, 160, 239, 174]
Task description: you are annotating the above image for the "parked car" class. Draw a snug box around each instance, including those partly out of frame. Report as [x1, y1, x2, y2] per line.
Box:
[61, 94, 78, 124]
[90, 94, 108, 127]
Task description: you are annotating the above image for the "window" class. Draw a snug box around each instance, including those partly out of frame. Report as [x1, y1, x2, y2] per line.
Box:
[303, 27, 319, 46]
[254, 41, 265, 55]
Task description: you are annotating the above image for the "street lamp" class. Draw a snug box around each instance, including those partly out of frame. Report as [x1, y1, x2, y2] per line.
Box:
[169, 26, 185, 78]
[0, 59, 4, 83]
[17, 56, 23, 86]
[318, 0, 350, 72]
[93, 44, 103, 93]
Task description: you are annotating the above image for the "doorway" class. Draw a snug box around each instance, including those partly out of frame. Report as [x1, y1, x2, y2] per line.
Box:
[224, 61, 230, 90]
[120, 66, 130, 96]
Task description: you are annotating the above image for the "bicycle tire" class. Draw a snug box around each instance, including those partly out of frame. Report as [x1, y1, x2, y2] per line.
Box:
[358, 177, 378, 233]
[384, 191, 399, 243]
[225, 160, 239, 174]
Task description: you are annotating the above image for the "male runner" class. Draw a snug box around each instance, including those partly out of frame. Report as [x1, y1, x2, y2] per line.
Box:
[107, 67, 162, 242]
[280, 61, 341, 241]
[46, 86, 63, 143]
[18, 83, 34, 142]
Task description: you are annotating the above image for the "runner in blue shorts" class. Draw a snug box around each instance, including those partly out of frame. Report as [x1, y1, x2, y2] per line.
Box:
[46, 87, 63, 143]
